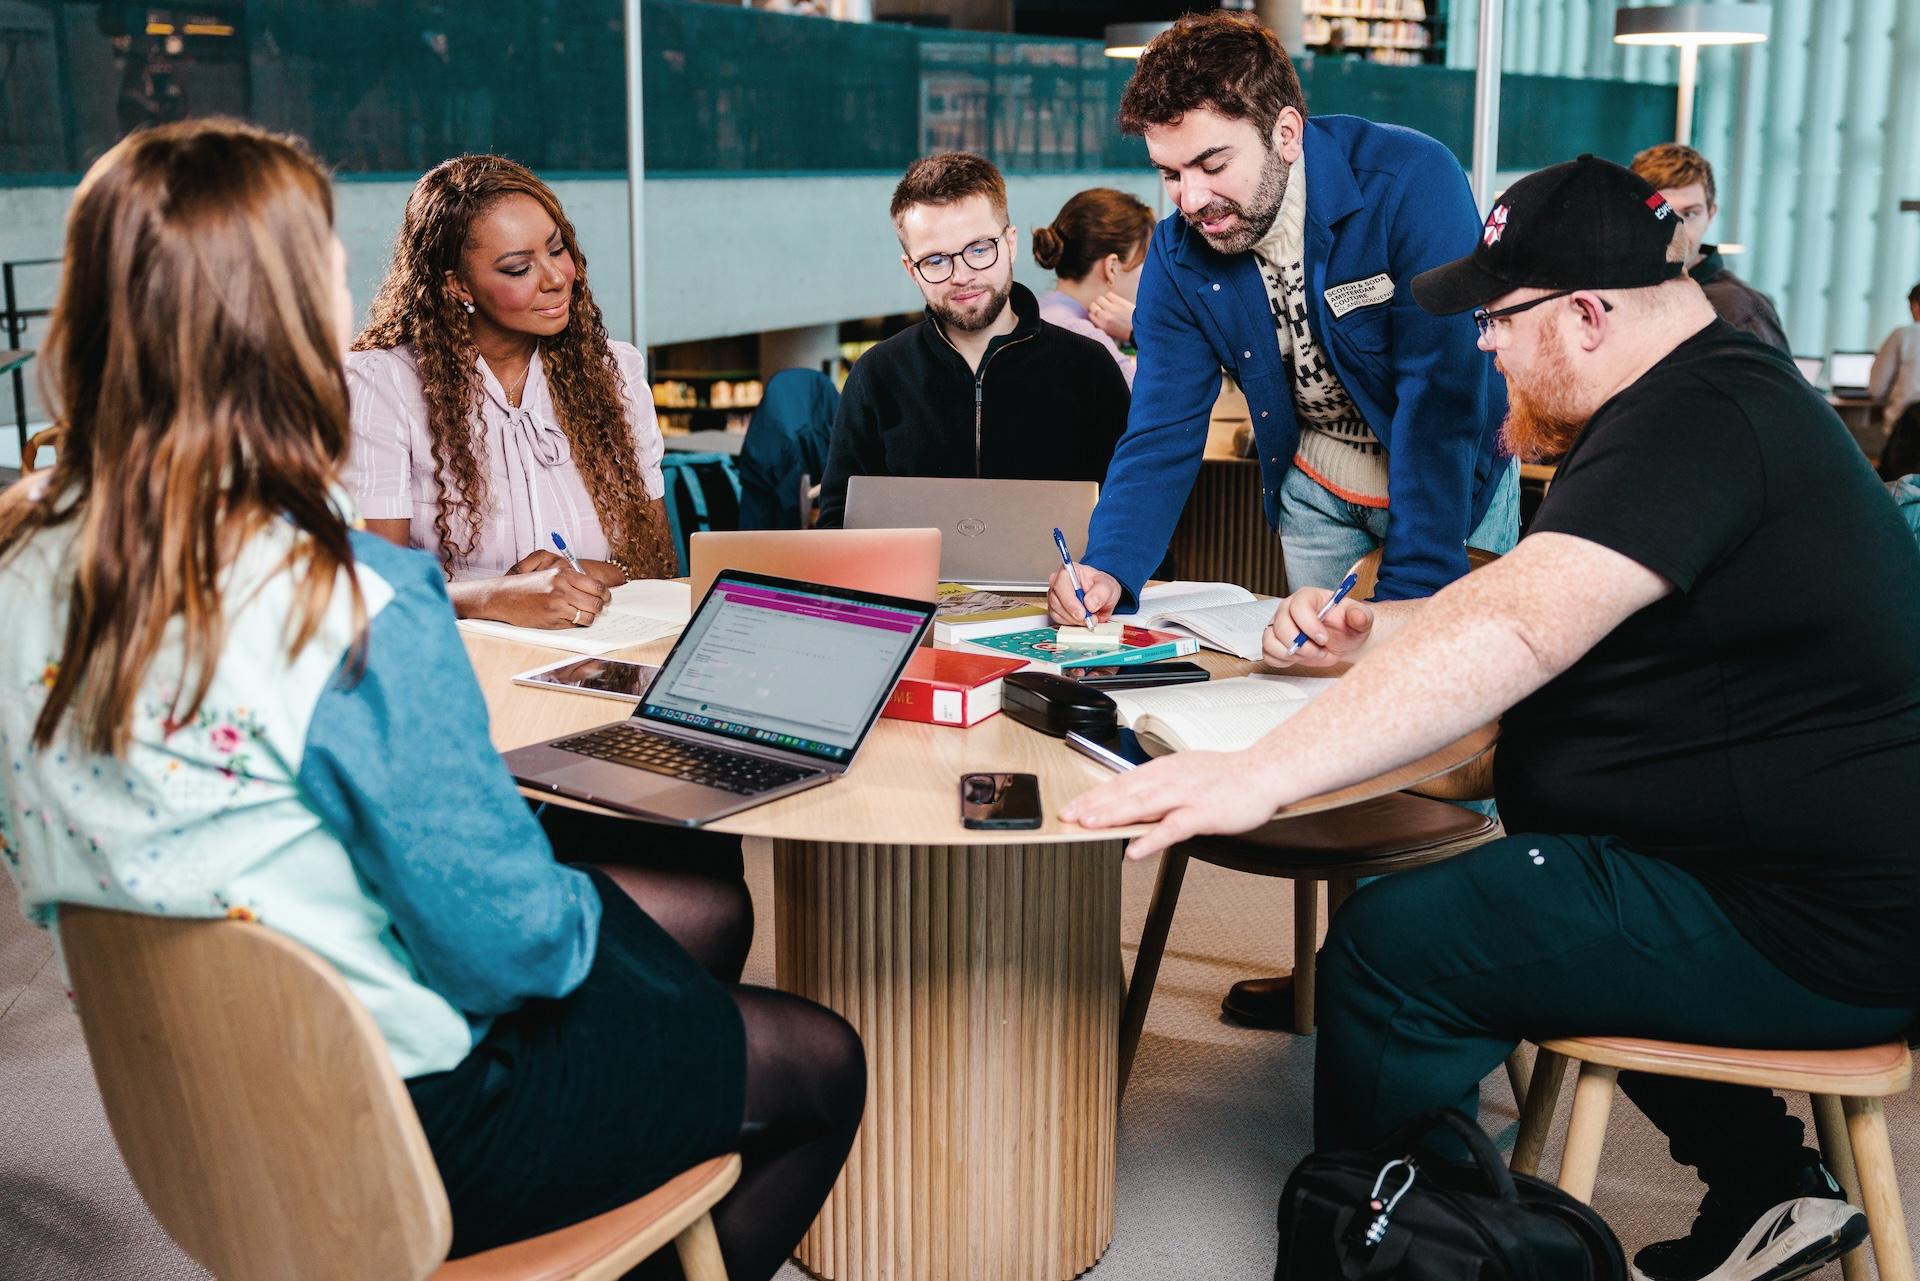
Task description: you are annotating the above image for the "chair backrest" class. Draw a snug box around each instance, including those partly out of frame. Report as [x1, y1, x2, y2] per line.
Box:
[59, 905, 452, 1281]
[737, 367, 838, 530]
[1348, 544, 1501, 602]
[1348, 545, 1504, 802]
[659, 452, 744, 574]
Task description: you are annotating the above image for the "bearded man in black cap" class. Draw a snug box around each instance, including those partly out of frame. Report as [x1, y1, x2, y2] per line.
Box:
[1063, 154, 1920, 1281]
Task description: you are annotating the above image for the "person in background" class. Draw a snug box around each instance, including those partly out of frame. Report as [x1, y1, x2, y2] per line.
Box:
[1631, 142, 1789, 353]
[815, 152, 1130, 528]
[1032, 187, 1156, 388]
[0, 119, 863, 1281]
[1063, 155, 1920, 1281]
[1868, 281, 1920, 465]
[347, 154, 677, 631]
[737, 367, 840, 529]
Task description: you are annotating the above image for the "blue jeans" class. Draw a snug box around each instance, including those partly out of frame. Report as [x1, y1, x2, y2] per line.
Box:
[1277, 458, 1520, 594]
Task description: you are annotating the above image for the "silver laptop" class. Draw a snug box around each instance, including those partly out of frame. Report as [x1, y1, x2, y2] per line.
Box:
[1792, 355, 1825, 387]
[1829, 351, 1875, 397]
[843, 476, 1098, 590]
[505, 569, 933, 826]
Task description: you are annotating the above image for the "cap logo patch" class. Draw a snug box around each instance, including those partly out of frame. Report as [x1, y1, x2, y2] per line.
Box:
[1483, 204, 1509, 246]
[1645, 192, 1673, 220]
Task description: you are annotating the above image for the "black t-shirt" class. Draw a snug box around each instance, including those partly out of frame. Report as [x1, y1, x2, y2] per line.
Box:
[1496, 320, 1920, 1006]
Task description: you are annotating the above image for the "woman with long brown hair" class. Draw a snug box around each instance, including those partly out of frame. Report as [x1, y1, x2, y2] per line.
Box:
[347, 154, 678, 629]
[0, 119, 862, 1280]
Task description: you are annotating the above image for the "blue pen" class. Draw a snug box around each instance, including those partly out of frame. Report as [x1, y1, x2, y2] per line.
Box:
[549, 530, 585, 574]
[1287, 570, 1360, 656]
[1051, 527, 1096, 627]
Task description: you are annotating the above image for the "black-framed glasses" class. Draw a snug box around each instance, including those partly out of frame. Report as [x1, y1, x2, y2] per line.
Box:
[1472, 289, 1612, 338]
[911, 228, 1008, 283]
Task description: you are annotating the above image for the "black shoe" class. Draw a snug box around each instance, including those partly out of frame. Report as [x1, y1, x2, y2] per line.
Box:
[1631, 1160, 1865, 1281]
[1220, 975, 1299, 1031]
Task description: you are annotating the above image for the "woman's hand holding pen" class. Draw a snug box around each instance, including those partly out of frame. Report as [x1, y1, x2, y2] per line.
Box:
[507, 549, 625, 589]
[472, 553, 611, 629]
[1262, 585, 1375, 668]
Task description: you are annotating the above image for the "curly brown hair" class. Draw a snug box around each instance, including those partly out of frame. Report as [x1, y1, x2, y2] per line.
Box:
[354, 155, 673, 578]
[1117, 12, 1307, 141]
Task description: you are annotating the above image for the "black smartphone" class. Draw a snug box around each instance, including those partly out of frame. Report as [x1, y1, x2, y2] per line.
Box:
[959, 772, 1043, 829]
[1069, 661, 1211, 690]
[1065, 726, 1155, 773]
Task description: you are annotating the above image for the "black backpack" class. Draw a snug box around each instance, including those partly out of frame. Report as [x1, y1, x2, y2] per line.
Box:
[1275, 1110, 1626, 1281]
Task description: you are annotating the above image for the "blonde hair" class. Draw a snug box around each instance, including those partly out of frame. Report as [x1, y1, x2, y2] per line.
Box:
[0, 118, 362, 754]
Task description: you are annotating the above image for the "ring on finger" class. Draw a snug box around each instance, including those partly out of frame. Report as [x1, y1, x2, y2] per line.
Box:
[572, 607, 584, 626]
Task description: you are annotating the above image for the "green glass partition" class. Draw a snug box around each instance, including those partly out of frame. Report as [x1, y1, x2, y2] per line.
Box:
[0, 1, 1671, 182]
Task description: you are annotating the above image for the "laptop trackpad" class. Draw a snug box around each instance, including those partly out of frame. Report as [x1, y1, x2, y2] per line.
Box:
[544, 760, 716, 818]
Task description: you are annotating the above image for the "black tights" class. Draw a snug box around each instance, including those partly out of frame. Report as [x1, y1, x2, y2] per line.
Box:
[542, 811, 864, 1281]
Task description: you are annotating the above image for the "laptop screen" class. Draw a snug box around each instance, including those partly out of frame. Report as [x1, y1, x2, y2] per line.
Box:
[1792, 356, 1824, 385]
[1829, 352, 1874, 391]
[638, 573, 930, 765]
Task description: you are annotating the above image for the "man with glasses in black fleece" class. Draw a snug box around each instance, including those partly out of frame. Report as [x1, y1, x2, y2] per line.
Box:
[816, 152, 1130, 528]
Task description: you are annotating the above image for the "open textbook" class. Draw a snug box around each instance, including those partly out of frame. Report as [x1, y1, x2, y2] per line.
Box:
[1108, 674, 1329, 753]
[455, 578, 692, 655]
[1131, 581, 1276, 661]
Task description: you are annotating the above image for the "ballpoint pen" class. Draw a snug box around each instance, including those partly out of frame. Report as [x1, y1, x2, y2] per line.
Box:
[549, 530, 585, 574]
[1286, 570, 1360, 656]
[1051, 527, 1096, 627]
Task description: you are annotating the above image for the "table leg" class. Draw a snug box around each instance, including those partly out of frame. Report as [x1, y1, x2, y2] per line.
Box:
[773, 838, 1124, 1281]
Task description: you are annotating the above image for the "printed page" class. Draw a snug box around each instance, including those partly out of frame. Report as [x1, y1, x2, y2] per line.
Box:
[1135, 581, 1259, 617]
[1109, 676, 1327, 752]
[1144, 598, 1278, 661]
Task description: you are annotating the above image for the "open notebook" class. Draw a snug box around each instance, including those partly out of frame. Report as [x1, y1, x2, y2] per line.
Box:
[1131, 581, 1275, 662]
[1108, 675, 1328, 753]
[455, 579, 693, 655]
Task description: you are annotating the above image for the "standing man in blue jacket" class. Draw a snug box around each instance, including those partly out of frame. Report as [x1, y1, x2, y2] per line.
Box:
[1046, 12, 1516, 623]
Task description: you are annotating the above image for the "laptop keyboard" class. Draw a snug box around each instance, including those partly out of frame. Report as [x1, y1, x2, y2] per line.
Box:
[552, 723, 815, 795]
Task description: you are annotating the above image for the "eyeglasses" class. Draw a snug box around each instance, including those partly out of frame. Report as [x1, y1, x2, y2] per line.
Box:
[911, 228, 1008, 284]
[1472, 290, 1612, 339]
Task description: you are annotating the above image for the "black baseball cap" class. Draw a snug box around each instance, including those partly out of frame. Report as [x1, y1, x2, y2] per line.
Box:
[1412, 154, 1684, 315]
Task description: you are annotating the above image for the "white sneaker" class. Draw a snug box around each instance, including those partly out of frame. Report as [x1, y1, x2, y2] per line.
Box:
[1629, 1195, 1868, 1281]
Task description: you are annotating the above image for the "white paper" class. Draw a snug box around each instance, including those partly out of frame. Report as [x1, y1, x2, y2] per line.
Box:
[1134, 582, 1274, 661]
[457, 578, 693, 655]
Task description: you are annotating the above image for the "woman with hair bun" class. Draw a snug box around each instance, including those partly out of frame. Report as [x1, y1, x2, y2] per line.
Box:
[1032, 187, 1155, 387]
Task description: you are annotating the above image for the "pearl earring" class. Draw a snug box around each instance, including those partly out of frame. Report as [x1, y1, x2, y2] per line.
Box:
[461, 300, 474, 314]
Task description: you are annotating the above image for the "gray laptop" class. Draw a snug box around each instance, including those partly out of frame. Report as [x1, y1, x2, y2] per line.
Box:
[1828, 351, 1875, 398]
[843, 476, 1098, 590]
[505, 569, 933, 826]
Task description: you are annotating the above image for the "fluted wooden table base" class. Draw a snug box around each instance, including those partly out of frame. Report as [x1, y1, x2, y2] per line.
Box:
[771, 838, 1124, 1281]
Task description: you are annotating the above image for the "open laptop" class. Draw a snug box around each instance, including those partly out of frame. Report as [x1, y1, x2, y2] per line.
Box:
[505, 569, 933, 826]
[1792, 355, 1825, 387]
[1829, 351, 1875, 398]
[688, 527, 941, 603]
[843, 476, 1098, 590]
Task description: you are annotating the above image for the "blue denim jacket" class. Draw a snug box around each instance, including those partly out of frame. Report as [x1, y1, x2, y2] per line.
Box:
[1083, 114, 1509, 604]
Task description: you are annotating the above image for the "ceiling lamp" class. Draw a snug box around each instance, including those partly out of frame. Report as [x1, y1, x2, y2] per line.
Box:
[1613, 4, 1770, 144]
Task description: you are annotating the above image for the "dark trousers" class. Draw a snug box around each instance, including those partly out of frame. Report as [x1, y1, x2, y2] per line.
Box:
[1315, 834, 1913, 1196]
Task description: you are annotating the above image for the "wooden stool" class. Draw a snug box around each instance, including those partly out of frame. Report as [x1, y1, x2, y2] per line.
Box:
[1512, 1036, 1913, 1281]
[1118, 790, 1500, 1094]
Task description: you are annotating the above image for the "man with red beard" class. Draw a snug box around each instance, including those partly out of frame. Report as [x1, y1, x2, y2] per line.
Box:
[816, 152, 1130, 528]
[1063, 155, 1920, 1281]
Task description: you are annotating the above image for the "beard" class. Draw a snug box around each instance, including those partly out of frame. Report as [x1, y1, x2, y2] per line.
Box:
[1497, 318, 1590, 463]
[929, 277, 1013, 333]
[1182, 143, 1289, 255]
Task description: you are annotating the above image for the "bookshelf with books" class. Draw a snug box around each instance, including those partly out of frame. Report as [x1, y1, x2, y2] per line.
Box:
[1302, 0, 1444, 67]
[650, 370, 764, 435]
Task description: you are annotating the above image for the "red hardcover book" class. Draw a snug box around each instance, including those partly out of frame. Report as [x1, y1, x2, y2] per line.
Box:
[882, 649, 1028, 727]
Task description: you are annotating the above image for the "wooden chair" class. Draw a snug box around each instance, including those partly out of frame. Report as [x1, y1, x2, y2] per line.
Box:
[1118, 790, 1501, 1094]
[1117, 546, 1514, 1098]
[19, 423, 56, 474]
[1512, 1036, 1914, 1281]
[59, 905, 740, 1281]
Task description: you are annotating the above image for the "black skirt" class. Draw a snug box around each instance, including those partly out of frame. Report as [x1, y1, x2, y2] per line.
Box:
[406, 866, 747, 1258]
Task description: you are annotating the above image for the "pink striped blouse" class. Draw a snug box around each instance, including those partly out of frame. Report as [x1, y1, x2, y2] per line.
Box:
[344, 342, 665, 579]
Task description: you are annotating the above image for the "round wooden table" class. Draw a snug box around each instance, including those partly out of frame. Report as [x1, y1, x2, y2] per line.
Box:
[466, 631, 1494, 1281]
